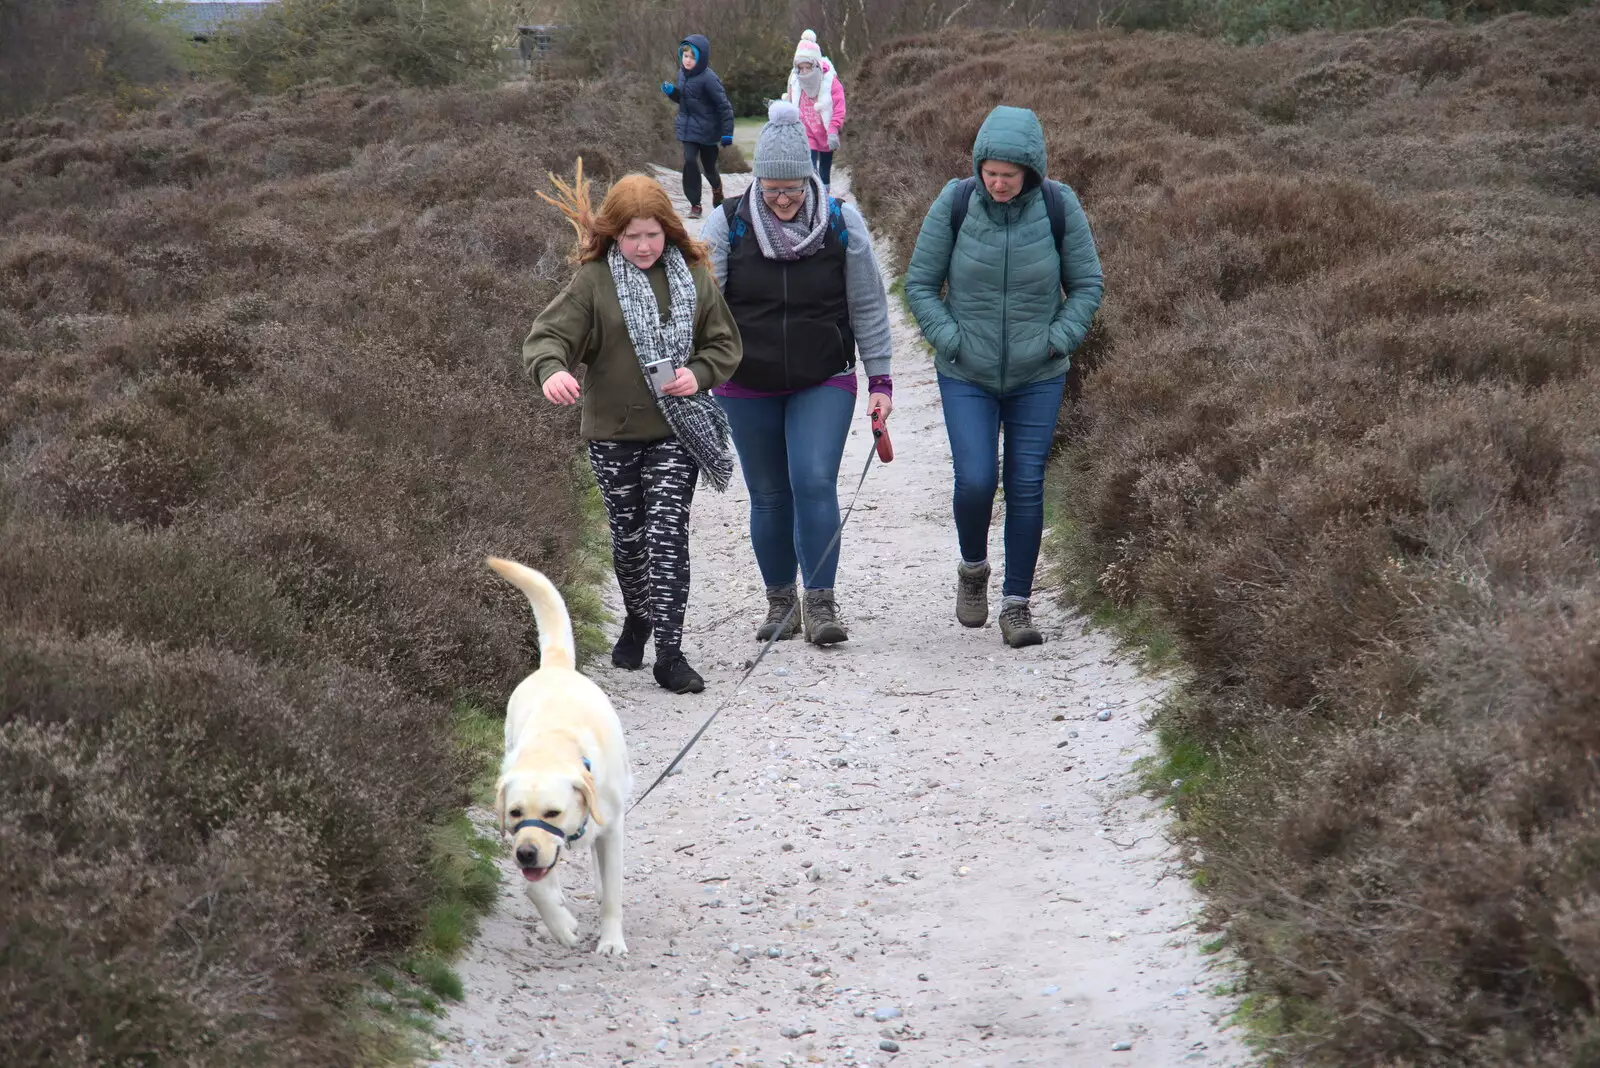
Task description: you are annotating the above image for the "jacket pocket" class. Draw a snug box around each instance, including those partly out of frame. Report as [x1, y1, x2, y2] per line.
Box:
[936, 316, 962, 363]
[607, 404, 654, 438]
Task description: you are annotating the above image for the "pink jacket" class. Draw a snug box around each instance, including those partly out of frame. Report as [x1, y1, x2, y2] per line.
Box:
[785, 60, 846, 153]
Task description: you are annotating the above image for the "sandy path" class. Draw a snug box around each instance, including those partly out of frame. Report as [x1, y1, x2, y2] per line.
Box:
[423, 159, 1250, 1067]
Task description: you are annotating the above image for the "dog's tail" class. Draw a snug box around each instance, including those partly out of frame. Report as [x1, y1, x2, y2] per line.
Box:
[485, 557, 576, 671]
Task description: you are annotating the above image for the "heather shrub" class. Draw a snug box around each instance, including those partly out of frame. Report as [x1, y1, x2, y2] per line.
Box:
[0, 77, 672, 1064]
[850, 10, 1600, 1064]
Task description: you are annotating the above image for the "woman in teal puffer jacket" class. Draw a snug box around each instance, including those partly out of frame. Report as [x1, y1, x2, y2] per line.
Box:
[904, 105, 1104, 648]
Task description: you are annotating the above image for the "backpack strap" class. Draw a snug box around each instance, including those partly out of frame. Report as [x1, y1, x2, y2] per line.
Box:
[1041, 179, 1067, 253]
[948, 175, 1068, 254]
[947, 176, 979, 247]
[723, 195, 746, 252]
[827, 196, 848, 248]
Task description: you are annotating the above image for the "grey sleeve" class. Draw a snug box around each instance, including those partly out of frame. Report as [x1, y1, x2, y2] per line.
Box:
[699, 204, 731, 289]
[841, 203, 892, 378]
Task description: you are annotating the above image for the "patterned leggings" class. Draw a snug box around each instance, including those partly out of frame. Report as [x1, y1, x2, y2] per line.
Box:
[587, 438, 698, 659]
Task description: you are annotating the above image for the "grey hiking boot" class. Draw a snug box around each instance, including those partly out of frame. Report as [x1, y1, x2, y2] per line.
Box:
[802, 588, 848, 645]
[998, 599, 1043, 648]
[757, 583, 800, 641]
[956, 560, 990, 628]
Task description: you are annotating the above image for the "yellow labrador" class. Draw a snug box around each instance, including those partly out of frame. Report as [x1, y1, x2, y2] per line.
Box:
[486, 557, 631, 956]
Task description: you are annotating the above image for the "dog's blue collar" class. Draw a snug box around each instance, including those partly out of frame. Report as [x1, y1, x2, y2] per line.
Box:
[509, 757, 592, 844]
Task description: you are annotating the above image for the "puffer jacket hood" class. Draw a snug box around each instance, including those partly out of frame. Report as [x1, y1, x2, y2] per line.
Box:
[679, 34, 711, 77]
[971, 105, 1047, 194]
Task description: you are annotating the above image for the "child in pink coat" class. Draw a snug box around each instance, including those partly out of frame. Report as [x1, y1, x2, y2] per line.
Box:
[783, 30, 847, 195]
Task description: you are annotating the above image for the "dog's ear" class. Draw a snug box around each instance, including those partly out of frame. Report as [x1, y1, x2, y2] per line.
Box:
[494, 776, 510, 836]
[576, 769, 606, 828]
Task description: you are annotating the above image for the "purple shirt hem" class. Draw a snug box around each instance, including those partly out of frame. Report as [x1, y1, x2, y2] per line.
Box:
[713, 373, 893, 401]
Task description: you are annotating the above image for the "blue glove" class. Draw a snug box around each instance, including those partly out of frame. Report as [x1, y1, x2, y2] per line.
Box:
[720, 135, 733, 146]
[660, 81, 674, 95]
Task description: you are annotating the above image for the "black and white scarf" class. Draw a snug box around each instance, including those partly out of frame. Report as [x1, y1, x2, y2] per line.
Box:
[606, 242, 733, 492]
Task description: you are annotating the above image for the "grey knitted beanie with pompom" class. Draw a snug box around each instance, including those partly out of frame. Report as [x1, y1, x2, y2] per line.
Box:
[753, 99, 814, 181]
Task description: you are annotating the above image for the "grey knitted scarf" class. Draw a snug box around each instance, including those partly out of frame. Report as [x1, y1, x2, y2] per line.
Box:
[751, 176, 830, 262]
[606, 242, 733, 491]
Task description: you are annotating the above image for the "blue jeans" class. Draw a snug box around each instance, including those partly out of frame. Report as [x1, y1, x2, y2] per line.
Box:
[718, 386, 854, 590]
[811, 149, 834, 187]
[937, 371, 1066, 600]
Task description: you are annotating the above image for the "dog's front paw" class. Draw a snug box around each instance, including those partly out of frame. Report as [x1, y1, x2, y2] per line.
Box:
[545, 908, 581, 947]
[595, 933, 628, 957]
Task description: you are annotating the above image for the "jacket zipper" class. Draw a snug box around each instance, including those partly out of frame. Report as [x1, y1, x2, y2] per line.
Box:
[999, 203, 1011, 395]
[782, 263, 790, 390]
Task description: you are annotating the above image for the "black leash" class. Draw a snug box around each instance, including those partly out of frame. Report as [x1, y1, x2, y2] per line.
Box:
[629, 429, 883, 814]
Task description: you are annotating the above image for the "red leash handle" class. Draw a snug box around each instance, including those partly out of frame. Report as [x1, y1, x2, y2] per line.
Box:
[870, 407, 894, 464]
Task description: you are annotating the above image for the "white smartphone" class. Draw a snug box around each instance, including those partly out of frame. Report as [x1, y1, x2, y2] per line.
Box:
[643, 358, 676, 397]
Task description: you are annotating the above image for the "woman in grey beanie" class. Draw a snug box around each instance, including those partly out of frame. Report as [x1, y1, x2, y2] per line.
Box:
[698, 100, 895, 647]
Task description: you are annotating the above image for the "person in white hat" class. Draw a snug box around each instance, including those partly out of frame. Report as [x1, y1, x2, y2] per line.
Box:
[782, 29, 847, 197]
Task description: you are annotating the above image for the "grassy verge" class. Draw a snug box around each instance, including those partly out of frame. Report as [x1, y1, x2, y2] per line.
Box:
[567, 456, 617, 667]
[355, 704, 501, 1058]
[1042, 476, 1181, 674]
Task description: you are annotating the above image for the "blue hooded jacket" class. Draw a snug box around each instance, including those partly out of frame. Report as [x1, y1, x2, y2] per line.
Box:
[666, 34, 735, 146]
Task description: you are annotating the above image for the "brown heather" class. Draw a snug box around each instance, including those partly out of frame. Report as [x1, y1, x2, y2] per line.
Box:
[0, 79, 672, 1064]
[849, 12, 1600, 1066]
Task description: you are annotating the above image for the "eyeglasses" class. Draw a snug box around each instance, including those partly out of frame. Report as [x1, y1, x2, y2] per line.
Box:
[759, 184, 805, 203]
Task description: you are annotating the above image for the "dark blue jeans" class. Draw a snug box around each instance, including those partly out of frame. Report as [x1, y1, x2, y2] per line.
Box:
[718, 385, 854, 590]
[937, 371, 1066, 600]
[811, 149, 834, 187]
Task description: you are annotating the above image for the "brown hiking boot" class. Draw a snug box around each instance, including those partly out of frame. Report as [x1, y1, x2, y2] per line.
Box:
[956, 561, 990, 627]
[998, 599, 1043, 648]
[802, 588, 848, 645]
[711, 186, 725, 208]
[756, 584, 800, 642]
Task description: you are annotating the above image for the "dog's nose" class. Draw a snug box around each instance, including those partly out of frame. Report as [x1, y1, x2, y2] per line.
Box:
[515, 844, 539, 867]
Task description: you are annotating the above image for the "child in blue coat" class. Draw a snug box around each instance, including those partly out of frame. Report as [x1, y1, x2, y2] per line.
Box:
[661, 33, 735, 220]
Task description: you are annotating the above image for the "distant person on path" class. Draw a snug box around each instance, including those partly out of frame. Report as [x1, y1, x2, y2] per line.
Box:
[904, 105, 1104, 649]
[525, 168, 742, 693]
[782, 29, 846, 198]
[661, 33, 735, 221]
[699, 100, 894, 647]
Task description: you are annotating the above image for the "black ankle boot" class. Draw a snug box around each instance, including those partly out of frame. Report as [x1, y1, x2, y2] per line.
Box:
[611, 615, 651, 669]
[653, 652, 705, 694]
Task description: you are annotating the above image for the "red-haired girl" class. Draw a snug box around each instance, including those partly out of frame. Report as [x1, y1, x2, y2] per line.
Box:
[524, 166, 742, 694]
